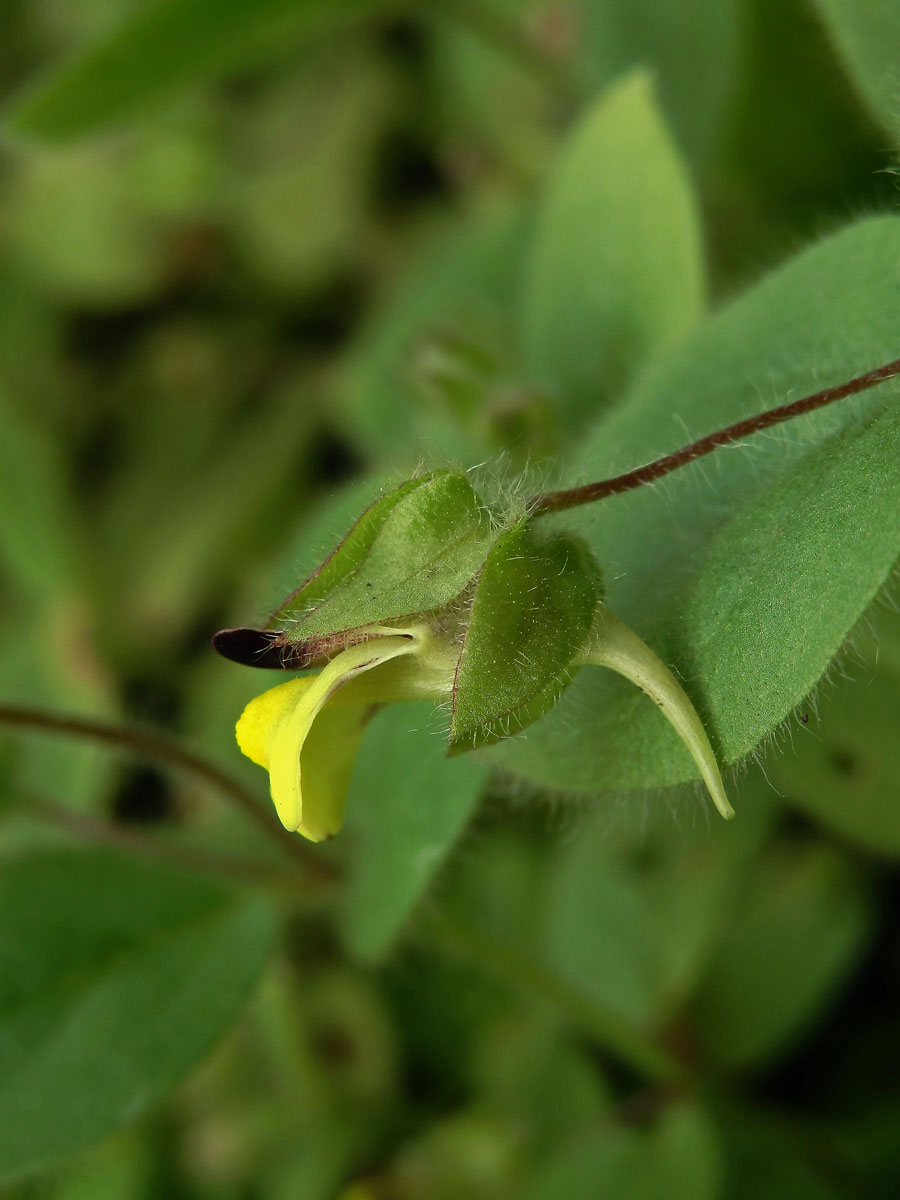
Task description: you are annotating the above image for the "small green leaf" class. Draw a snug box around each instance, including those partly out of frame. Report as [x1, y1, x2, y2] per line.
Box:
[519, 70, 704, 431]
[692, 842, 872, 1070]
[4, 0, 379, 143]
[472, 1016, 611, 1158]
[812, 0, 900, 140]
[341, 702, 487, 961]
[0, 851, 277, 1182]
[450, 522, 600, 750]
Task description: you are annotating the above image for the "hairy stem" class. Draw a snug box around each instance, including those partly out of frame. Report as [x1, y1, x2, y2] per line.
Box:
[531, 356, 900, 515]
[0, 703, 336, 881]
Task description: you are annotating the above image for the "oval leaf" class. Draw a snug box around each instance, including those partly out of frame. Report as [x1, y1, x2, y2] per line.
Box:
[519, 69, 704, 431]
[0, 851, 276, 1183]
[341, 702, 487, 961]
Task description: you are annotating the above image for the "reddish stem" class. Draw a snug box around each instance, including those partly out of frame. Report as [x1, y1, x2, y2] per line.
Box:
[530, 356, 900, 515]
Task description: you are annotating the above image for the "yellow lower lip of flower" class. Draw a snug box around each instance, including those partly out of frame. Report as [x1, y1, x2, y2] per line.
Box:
[235, 630, 450, 842]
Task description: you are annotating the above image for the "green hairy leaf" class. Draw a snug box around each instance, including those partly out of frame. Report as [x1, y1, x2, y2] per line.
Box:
[685, 403, 900, 766]
[0, 851, 276, 1182]
[451, 521, 601, 750]
[495, 215, 900, 796]
[520, 69, 705, 431]
[280, 469, 492, 640]
[271, 475, 436, 625]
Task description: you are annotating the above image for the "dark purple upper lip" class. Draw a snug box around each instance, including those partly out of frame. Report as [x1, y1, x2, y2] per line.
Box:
[211, 627, 310, 670]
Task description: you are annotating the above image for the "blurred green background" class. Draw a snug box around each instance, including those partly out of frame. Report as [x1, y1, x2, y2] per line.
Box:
[2, 1, 900, 1197]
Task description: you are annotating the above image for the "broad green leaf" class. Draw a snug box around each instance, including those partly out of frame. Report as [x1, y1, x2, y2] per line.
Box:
[450, 522, 601, 749]
[575, 0, 742, 163]
[771, 620, 900, 855]
[812, 0, 900, 141]
[685, 403, 900, 765]
[44, 1132, 153, 1200]
[494, 215, 900, 796]
[341, 702, 486, 960]
[4, 0, 380, 142]
[692, 842, 872, 1070]
[281, 470, 492, 640]
[524, 1103, 721, 1200]
[0, 850, 277, 1182]
[519, 70, 704, 431]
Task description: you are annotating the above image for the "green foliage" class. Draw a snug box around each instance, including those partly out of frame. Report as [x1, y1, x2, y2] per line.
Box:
[496, 216, 900, 793]
[341, 702, 486, 960]
[0, 393, 78, 601]
[343, 203, 529, 461]
[686, 402, 900, 765]
[1, 2, 900, 1196]
[540, 794, 774, 1028]
[0, 851, 276, 1182]
[520, 70, 705, 428]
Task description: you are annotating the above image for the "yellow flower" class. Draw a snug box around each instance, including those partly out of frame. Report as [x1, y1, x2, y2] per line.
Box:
[235, 625, 455, 841]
